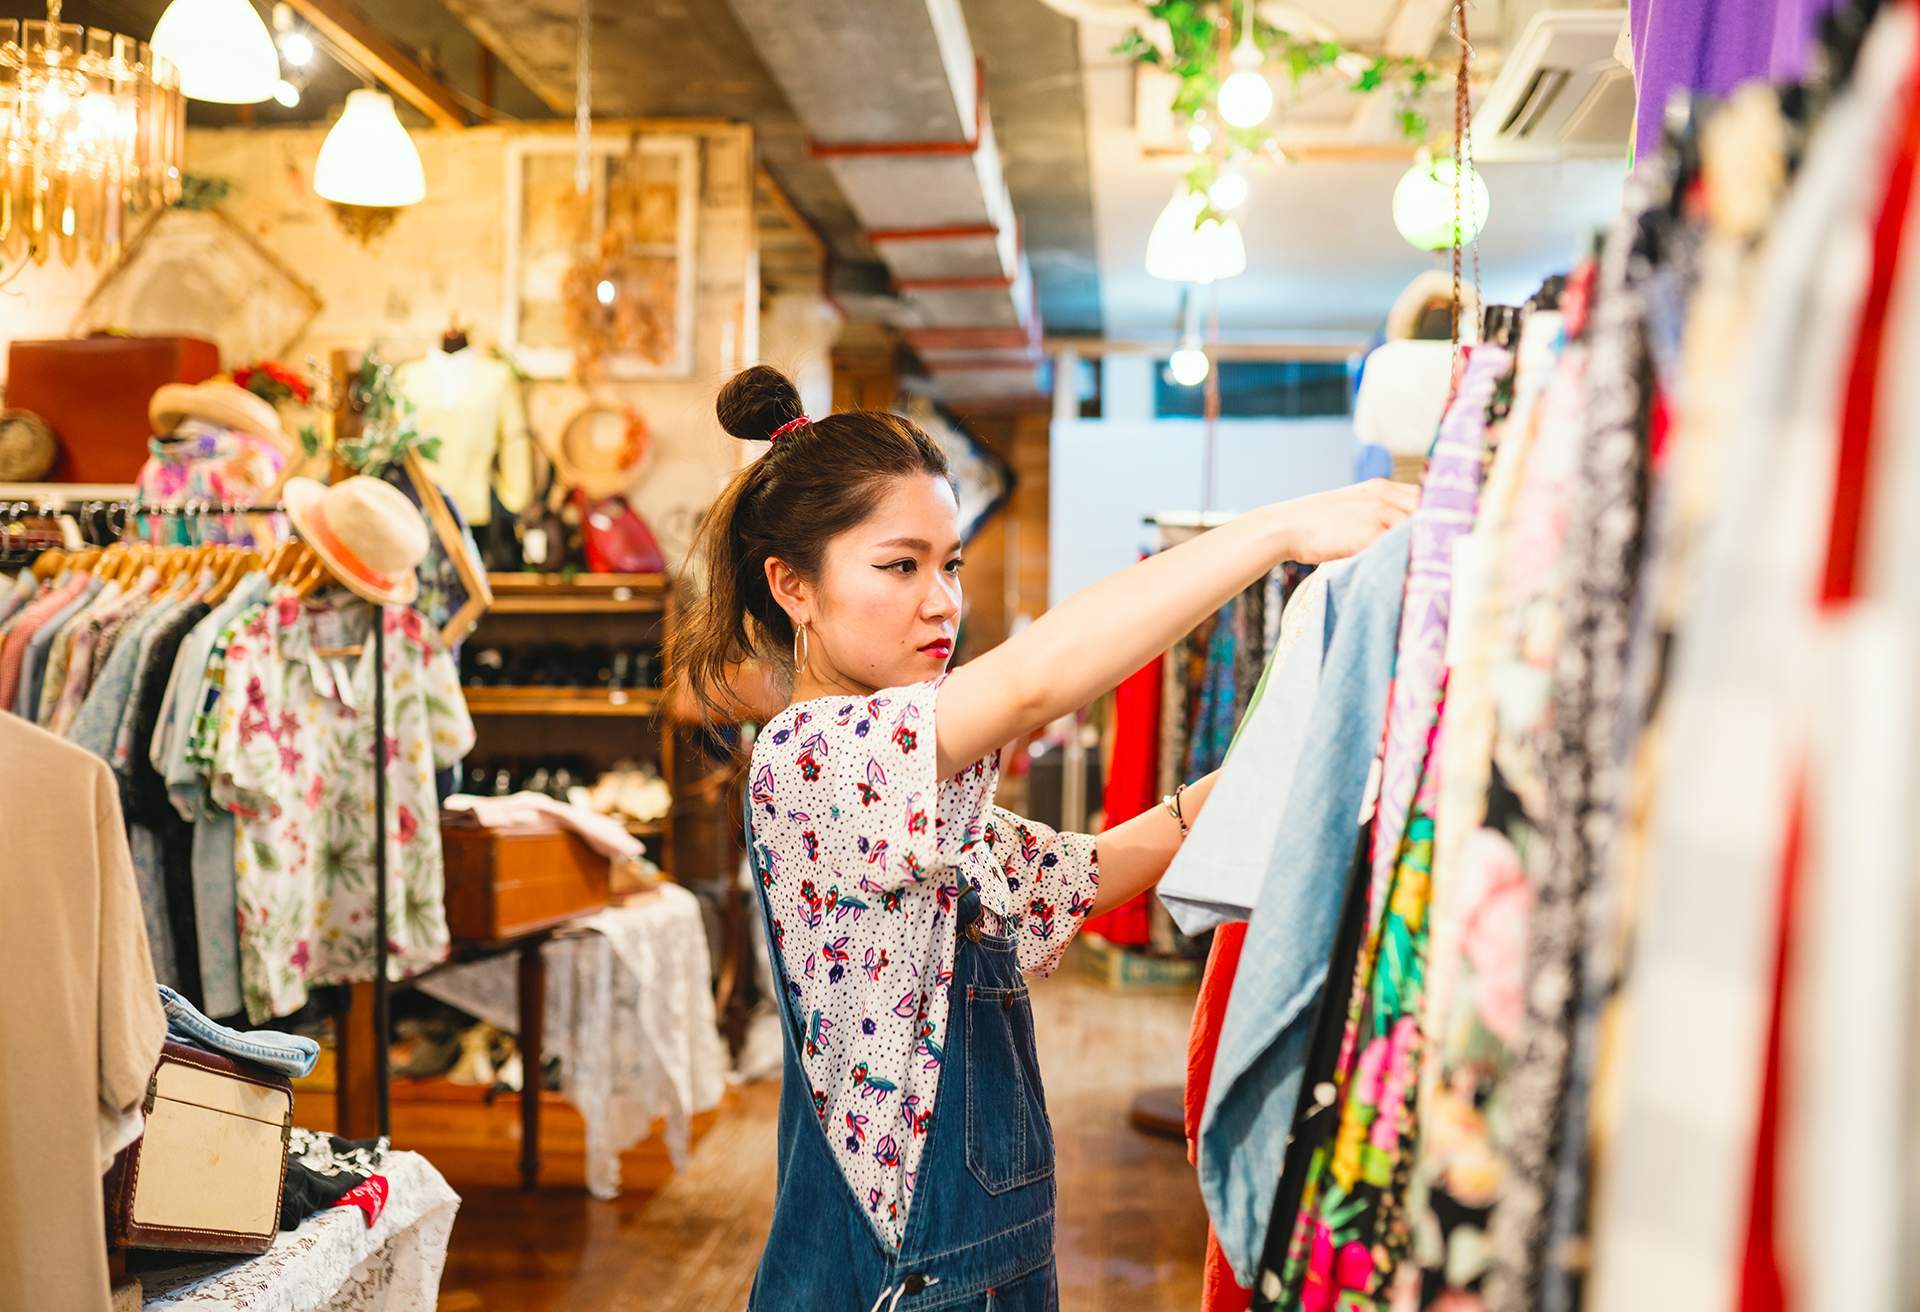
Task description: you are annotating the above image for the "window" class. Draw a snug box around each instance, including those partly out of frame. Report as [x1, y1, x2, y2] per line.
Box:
[1153, 358, 1354, 419]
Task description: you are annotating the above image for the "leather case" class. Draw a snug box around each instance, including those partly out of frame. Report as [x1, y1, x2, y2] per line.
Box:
[6, 336, 220, 483]
[103, 1041, 292, 1257]
[442, 815, 611, 941]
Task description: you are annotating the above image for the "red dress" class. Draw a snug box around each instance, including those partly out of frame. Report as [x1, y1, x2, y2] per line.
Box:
[1084, 656, 1161, 946]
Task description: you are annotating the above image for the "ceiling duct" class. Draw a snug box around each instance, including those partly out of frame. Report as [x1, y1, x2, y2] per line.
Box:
[727, 0, 1044, 401]
[1477, 8, 1635, 161]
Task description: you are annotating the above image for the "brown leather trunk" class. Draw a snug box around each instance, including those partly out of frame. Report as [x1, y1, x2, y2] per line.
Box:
[441, 816, 611, 941]
[103, 1041, 292, 1257]
[6, 336, 220, 484]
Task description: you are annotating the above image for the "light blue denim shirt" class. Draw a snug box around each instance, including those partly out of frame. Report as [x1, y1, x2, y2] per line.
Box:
[1197, 518, 1410, 1283]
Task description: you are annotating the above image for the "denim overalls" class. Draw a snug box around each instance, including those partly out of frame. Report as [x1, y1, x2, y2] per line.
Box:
[745, 802, 1060, 1311]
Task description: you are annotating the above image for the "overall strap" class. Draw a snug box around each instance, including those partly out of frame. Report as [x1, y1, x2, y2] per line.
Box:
[742, 792, 806, 1049]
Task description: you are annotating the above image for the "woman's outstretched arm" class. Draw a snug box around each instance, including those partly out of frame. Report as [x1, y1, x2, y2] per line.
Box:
[1085, 770, 1220, 917]
[932, 480, 1415, 778]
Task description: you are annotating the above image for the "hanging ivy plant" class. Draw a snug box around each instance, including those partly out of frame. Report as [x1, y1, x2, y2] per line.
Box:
[1114, 1, 1442, 145]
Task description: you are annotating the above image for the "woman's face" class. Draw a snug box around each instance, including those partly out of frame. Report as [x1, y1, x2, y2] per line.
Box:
[785, 473, 964, 695]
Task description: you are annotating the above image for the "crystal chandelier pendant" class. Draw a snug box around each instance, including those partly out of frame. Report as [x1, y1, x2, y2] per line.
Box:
[0, 1, 186, 269]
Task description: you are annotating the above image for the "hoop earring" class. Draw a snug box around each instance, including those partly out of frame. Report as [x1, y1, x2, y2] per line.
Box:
[792, 621, 810, 673]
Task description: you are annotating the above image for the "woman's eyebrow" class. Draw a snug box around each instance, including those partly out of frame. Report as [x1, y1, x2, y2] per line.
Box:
[873, 537, 933, 550]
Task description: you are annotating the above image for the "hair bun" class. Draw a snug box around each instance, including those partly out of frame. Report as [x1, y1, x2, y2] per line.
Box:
[717, 364, 806, 444]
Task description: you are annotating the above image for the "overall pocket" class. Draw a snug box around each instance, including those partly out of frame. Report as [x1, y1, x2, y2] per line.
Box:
[963, 981, 1056, 1195]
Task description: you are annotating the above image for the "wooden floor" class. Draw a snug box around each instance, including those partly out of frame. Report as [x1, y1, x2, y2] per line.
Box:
[427, 951, 1209, 1310]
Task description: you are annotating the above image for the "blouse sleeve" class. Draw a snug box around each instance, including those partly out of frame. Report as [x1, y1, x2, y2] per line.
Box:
[756, 678, 997, 895]
[986, 806, 1101, 977]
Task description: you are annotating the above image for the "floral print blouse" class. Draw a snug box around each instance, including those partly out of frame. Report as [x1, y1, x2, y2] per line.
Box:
[210, 589, 474, 1022]
[748, 679, 1101, 1251]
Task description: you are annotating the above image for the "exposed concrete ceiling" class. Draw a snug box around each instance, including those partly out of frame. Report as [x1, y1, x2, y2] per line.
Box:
[961, 0, 1103, 334]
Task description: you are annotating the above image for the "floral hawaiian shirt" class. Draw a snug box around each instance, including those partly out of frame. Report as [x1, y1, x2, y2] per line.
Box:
[211, 588, 474, 1022]
[747, 679, 1101, 1251]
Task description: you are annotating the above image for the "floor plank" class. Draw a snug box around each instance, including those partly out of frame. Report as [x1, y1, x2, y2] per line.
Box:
[429, 951, 1207, 1309]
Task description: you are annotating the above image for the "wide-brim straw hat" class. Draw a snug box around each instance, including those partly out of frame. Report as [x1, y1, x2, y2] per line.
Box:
[556, 404, 650, 499]
[283, 475, 426, 607]
[150, 381, 293, 453]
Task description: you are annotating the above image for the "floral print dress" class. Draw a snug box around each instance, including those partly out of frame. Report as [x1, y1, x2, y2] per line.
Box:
[210, 589, 474, 1022]
[1275, 347, 1503, 1312]
[749, 678, 1101, 1252]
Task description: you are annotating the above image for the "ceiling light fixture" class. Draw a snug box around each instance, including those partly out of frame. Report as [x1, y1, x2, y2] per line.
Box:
[1216, 0, 1272, 130]
[279, 29, 313, 67]
[313, 89, 425, 244]
[151, 0, 280, 104]
[1208, 167, 1248, 212]
[1145, 185, 1247, 284]
[1168, 340, 1210, 387]
[0, 2, 185, 268]
[1392, 152, 1490, 251]
[272, 77, 299, 107]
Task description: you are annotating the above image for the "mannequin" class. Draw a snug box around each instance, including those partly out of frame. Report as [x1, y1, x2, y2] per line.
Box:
[394, 326, 533, 527]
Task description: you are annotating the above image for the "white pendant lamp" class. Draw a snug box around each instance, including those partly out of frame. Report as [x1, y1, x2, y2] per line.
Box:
[1168, 339, 1211, 387]
[314, 89, 425, 243]
[151, 0, 280, 104]
[1145, 185, 1247, 284]
[1216, 1, 1272, 130]
[1392, 154, 1491, 252]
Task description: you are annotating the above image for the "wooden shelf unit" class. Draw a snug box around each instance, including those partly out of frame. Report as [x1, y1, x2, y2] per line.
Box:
[464, 687, 664, 716]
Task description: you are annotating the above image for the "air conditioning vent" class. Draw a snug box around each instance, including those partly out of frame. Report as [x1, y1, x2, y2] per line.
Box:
[1478, 9, 1632, 161]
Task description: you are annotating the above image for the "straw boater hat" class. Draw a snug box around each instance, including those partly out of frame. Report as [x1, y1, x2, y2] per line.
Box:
[150, 381, 294, 453]
[553, 403, 650, 499]
[283, 476, 427, 607]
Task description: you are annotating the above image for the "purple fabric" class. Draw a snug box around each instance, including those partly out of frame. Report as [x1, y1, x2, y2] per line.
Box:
[1629, 0, 1801, 164]
[1364, 345, 1505, 911]
[1771, 0, 1847, 81]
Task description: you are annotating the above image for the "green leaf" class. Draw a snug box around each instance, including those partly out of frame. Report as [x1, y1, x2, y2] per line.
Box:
[1355, 58, 1385, 92]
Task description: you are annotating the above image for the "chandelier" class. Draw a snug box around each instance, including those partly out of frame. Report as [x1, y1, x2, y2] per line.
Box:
[0, 0, 185, 269]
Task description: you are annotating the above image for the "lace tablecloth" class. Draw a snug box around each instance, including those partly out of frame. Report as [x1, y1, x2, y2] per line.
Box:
[141, 1151, 458, 1312]
[417, 883, 729, 1198]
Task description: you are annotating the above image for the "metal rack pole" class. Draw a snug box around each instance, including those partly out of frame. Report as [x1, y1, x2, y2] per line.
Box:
[372, 605, 391, 1139]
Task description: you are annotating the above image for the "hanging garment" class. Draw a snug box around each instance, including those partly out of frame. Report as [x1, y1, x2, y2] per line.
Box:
[1271, 346, 1503, 1310]
[1159, 565, 1340, 934]
[1409, 309, 1568, 1305]
[394, 348, 535, 526]
[0, 715, 166, 1312]
[1586, 11, 1918, 1307]
[1627, 0, 1788, 167]
[209, 594, 474, 1022]
[1083, 654, 1161, 947]
[1196, 518, 1410, 1283]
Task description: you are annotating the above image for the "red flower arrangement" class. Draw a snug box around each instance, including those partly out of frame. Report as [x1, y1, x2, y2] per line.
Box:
[233, 360, 314, 407]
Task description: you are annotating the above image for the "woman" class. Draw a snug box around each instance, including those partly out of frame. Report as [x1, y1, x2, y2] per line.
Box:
[669, 366, 1415, 1311]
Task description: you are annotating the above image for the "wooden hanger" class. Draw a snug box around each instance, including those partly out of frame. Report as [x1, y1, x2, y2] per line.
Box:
[31, 548, 66, 581]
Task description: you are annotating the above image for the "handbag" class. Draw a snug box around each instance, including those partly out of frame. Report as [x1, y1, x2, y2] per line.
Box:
[575, 489, 666, 574]
[103, 1041, 293, 1257]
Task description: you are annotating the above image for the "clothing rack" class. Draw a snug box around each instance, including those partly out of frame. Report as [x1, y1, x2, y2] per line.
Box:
[7, 503, 400, 1138]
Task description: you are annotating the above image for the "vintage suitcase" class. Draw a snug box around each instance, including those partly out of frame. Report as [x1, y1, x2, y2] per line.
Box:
[442, 815, 611, 941]
[103, 1041, 292, 1257]
[6, 335, 220, 483]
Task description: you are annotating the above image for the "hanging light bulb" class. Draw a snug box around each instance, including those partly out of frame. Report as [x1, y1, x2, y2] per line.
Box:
[279, 29, 313, 67]
[1168, 340, 1211, 387]
[1145, 185, 1248, 284]
[1208, 167, 1249, 211]
[1392, 154, 1491, 251]
[1216, 2, 1272, 131]
[1187, 121, 1214, 152]
[313, 89, 425, 243]
[151, 0, 280, 104]
[595, 278, 617, 306]
[272, 78, 300, 107]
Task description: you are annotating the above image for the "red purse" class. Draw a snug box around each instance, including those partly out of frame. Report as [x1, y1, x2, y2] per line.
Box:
[573, 489, 666, 574]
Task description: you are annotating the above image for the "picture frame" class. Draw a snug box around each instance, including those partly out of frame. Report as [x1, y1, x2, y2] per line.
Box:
[72, 206, 323, 365]
[502, 133, 700, 381]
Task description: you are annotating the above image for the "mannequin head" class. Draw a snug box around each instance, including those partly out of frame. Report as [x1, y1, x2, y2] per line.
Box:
[668, 365, 959, 721]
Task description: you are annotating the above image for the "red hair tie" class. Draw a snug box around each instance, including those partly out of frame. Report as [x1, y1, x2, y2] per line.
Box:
[768, 415, 811, 443]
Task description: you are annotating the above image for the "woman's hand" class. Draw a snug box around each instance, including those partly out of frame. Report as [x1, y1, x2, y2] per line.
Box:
[1278, 478, 1419, 564]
